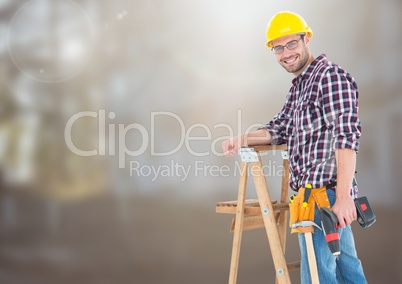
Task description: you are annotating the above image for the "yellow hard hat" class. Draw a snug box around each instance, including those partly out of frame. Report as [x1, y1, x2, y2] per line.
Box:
[265, 11, 313, 48]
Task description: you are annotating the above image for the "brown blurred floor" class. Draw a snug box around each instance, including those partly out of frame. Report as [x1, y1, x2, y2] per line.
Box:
[0, 190, 400, 284]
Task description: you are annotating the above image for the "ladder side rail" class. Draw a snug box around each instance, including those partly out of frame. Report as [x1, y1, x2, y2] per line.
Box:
[228, 162, 248, 284]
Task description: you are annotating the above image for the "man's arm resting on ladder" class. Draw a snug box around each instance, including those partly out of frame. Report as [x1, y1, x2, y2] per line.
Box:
[222, 129, 272, 157]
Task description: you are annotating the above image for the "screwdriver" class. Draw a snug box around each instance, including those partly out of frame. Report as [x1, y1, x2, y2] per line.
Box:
[289, 194, 296, 203]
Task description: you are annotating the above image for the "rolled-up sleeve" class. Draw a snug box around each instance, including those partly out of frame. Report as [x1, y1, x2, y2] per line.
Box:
[320, 68, 361, 152]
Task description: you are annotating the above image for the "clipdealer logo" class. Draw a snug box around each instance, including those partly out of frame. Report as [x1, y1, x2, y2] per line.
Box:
[64, 110, 283, 180]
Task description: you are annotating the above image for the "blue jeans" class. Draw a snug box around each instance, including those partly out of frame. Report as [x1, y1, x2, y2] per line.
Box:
[297, 189, 367, 283]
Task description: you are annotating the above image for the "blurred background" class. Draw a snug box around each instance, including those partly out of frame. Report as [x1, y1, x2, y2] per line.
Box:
[0, 0, 401, 283]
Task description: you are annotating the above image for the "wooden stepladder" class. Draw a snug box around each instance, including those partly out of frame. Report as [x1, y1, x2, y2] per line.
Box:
[216, 145, 300, 284]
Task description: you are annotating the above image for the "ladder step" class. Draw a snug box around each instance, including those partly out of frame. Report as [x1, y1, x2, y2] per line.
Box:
[230, 215, 264, 232]
[217, 199, 261, 207]
[216, 200, 288, 215]
[229, 212, 288, 232]
[287, 261, 301, 271]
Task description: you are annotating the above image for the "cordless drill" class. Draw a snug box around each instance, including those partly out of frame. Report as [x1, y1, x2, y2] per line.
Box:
[320, 207, 340, 257]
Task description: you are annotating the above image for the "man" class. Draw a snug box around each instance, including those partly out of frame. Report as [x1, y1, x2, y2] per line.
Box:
[222, 11, 367, 283]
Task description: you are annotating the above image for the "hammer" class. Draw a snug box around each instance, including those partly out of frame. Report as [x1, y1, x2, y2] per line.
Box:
[292, 221, 321, 284]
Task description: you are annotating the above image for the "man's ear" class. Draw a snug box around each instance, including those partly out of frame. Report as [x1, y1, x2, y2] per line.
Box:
[304, 35, 311, 45]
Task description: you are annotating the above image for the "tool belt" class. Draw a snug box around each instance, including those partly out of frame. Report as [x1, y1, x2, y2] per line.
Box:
[289, 185, 331, 234]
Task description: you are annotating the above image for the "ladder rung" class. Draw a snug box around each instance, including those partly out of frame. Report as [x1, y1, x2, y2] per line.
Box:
[216, 199, 264, 207]
[230, 215, 264, 232]
[287, 261, 301, 271]
[229, 212, 289, 232]
[272, 202, 290, 210]
[216, 200, 288, 215]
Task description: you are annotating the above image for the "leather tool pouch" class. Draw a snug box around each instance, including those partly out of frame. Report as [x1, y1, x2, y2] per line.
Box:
[289, 187, 331, 234]
[354, 196, 376, 228]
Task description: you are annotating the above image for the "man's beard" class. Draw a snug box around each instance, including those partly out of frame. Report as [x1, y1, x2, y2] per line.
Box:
[280, 50, 309, 75]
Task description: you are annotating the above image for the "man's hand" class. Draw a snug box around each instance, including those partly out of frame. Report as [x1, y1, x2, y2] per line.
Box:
[331, 195, 357, 228]
[222, 135, 244, 157]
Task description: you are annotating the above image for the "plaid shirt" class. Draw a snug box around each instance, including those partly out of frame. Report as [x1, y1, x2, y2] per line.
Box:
[261, 54, 361, 196]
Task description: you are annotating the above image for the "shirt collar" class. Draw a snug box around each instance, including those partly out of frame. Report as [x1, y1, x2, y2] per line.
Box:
[292, 54, 327, 85]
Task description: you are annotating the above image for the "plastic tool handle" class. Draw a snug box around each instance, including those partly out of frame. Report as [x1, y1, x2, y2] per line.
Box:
[320, 207, 341, 256]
